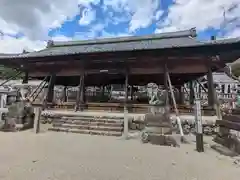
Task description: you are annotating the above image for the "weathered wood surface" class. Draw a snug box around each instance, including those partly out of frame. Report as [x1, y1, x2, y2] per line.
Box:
[222, 115, 240, 123]
[215, 114, 240, 155]
[32, 102, 216, 115]
[216, 114, 240, 132]
[216, 120, 240, 132]
[33, 107, 41, 133]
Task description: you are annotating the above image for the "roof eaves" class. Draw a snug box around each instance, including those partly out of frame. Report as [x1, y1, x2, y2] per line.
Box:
[52, 28, 197, 47]
[199, 37, 240, 46]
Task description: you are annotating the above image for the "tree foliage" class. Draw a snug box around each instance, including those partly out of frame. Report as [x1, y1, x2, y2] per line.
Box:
[0, 65, 23, 79]
[231, 63, 240, 77]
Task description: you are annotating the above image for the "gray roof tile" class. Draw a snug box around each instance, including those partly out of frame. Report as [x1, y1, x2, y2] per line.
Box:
[20, 36, 202, 58]
[0, 28, 240, 59]
[0, 28, 199, 58]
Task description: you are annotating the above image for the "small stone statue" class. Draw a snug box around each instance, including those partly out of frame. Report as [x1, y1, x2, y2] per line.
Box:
[149, 88, 167, 114]
[4, 86, 34, 131]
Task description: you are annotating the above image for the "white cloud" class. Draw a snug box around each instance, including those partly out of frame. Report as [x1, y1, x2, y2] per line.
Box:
[74, 23, 105, 40]
[0, 35, 46, 54]
[0, 0, 102, 40]
[225, 28, 240, 38]
[0, 0, 102, 53]
[51, 35, 73, 42]
[79, 7, 96, 25]
[78, 0, 101, 7]
[155, 26, 179, 34]
[101, 30, 130, 38]
[155, 10, 164, 21]
[103, 0, 160, 32]
[156, 0, 240, 37]
[1, 0, 239, 55]
[0, 0, 83, 40]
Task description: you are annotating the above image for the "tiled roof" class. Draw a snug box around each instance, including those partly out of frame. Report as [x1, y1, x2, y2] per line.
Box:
[1, 28, 200, 58]
[0, 53, 21, 58]
[0, 28, 240, 60]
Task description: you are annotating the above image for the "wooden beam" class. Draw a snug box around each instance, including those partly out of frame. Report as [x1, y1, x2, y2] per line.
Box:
[216, 120, 240, 132]
[165, 64, 185, 140]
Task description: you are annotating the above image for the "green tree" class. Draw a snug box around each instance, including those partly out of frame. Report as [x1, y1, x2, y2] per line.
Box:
[231, 63, 240, 77]
[0, 65, 23, 79]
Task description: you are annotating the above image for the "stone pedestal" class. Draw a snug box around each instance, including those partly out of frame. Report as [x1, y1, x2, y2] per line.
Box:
[141, 112, 177, 146]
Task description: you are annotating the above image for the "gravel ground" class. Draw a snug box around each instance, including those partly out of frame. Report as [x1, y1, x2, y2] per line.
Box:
[0, 131, 239, 180]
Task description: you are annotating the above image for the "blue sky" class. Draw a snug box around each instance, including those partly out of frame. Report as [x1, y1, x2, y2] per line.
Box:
[47, 0, 239, 41]
[0, 0, 239, 53]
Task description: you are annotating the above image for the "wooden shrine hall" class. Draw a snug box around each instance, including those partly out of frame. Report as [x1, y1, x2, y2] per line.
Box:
[0, 28, 240, 113]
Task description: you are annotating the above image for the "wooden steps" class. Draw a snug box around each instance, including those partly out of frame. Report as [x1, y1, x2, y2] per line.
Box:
[48, 115, 124, 137]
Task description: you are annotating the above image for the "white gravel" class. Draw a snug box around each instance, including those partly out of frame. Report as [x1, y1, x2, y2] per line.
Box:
[0, 131, 239, 180]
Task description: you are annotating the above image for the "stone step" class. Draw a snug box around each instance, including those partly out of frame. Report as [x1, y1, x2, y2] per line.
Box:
[58, 117, 123, 124]
[61, 115, 124, 120]
[53, 123, 123, 132]
[48, 127, 122, 137]
[52, 118, 123, 125]
[53, 120, 123, 127]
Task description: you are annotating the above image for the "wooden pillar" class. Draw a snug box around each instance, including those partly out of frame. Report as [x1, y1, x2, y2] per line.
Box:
[63, 86, 67, 102]
[46, 74, 56, 103]
[101, 85, 105, 100]
[82, 81, 86, 104]
[189, 81, 195, 105]
[207, 66, 215, 107]
[22, 71, 29, 84]
[130, 85, 133, 100]
[177, 86, 184, 105]
[163, 65, 169, 112]
[33, 107, 41, 133]
[198, 82, 202, 97]
[123, 72, 129, 138]
[75, 73, 84, 111]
